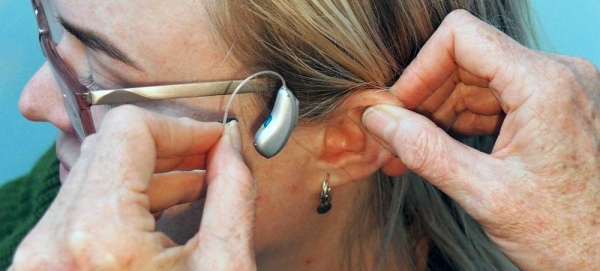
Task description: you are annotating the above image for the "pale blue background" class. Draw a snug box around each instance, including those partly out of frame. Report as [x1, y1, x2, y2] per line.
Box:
[1, 1, 599, 185]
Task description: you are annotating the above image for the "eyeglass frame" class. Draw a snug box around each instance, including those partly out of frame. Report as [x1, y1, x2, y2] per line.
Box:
[31, 0, 268, 141]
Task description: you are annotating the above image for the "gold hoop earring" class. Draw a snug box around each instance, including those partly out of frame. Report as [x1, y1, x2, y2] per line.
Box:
[317, 175, 332, 214]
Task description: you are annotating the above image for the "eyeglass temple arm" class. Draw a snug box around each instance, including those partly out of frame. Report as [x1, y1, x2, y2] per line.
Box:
[85, 79, 269, 105]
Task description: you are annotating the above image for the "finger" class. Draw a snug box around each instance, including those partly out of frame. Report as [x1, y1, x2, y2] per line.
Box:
[147, 170, 207, 213]
[100, 105, 223, 158]
[62, 106, 223, 228]
[95, 105, 223, 185]
[462, 87, 502, 116]
[415, 78, 457, 115]
[140, 113, 223, 159]
[390, 9, 531, 111]
[189, 120, 257, 269]
[451, 113, 504, 136]
[362, 104, 502, 219]
[434, 84, 502, 119]
[431, 85, 502, 131]
[154, 155, 209, 173]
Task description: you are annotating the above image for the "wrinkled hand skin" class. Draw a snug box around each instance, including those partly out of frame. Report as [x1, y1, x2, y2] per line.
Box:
[363, 10, 600, 270]
[9, 106, 257, 271]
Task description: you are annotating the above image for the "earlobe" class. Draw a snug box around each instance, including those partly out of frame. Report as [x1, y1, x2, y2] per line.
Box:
[381, 157, 407, 177]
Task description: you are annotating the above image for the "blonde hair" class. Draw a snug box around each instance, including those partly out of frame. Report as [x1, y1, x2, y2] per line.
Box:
[209, 0, 535, 269]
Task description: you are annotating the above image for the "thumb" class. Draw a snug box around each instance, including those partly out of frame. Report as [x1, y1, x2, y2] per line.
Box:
[362, 104, 501, 216]
[189, 120, 257, 270]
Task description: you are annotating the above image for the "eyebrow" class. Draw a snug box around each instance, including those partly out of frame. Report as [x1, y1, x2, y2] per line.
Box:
[58, 17, 141, 70]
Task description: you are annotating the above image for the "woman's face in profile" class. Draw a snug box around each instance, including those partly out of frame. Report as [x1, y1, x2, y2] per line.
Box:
[20, 0, 328, 254]
[22, 0, 248, 183]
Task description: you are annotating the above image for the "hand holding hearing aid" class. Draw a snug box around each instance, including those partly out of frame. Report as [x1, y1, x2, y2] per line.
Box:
[362, 10, 600, 269]
[11, 70, 297, 270]
[12, 107, 257, 270]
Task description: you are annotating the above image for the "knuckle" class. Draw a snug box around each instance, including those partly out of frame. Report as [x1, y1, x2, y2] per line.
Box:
[62, 225, 132, 269]
[65, 230, 91, 258]
[443, 9, 490, 33]
[102, 105, 144, 127]
[439, 9, 474, 33]
[13, 231, 84, 270]
[566, 56, 597, 72]
[11, 244, 44, 271]
[445, 9, 472, 24]
[401, 127, 443, 173]
[553, 56, 596, 82]
[98, 105, 153, 143]
[542, 57, 589, 97]
[571, 57, 600, 84]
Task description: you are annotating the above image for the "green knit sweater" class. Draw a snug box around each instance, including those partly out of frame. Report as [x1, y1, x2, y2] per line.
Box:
[0, 146, 60, 270]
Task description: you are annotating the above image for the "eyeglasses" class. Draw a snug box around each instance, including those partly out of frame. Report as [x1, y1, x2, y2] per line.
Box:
[31, 0, 267, 141]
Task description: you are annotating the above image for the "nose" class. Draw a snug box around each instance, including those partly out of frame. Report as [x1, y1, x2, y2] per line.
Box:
[19, 62, 75, 134]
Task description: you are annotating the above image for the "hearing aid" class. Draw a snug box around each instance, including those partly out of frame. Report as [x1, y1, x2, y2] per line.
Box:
[253, 84, 299, 158]
[222, 71, 298, 159]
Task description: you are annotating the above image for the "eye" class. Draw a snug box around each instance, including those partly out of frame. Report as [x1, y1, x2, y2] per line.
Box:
[80, 74, 102, 91]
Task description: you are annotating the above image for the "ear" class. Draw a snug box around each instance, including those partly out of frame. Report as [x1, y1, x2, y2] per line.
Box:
[317, 89, 408, 188]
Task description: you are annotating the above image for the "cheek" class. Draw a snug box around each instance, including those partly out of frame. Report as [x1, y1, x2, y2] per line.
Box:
[250, 164, 319, 254]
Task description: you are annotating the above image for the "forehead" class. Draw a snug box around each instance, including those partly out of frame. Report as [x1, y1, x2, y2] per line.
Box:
[52, 0, 241, 82]
[56, 0, 208, 26]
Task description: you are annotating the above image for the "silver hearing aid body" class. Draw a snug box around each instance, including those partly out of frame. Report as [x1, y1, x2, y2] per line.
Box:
[253, 84, 299, 158]
[222, 71, 298, 159]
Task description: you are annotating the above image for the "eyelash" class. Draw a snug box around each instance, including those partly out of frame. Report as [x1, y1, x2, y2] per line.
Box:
[80, 74, 102, 91]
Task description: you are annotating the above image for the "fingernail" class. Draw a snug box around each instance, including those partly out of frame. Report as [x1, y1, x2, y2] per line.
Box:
[226, 118, 238, 123]
[217, 117, 238, 124]
[227, 120, 242, 152]
[362, 105, 399, 142]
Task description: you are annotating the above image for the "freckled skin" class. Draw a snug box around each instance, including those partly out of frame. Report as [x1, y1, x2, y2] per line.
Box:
[14, 2, 600, 270]
[18, 0, 406, 269]
[364, 10, 600, 270]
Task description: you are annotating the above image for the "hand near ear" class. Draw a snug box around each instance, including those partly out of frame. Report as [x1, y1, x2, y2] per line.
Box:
[363, 10, 600, 270]
[10, 106, 257, 271]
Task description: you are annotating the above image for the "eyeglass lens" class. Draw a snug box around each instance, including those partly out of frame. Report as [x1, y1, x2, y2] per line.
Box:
[40, 0, 89, 140]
